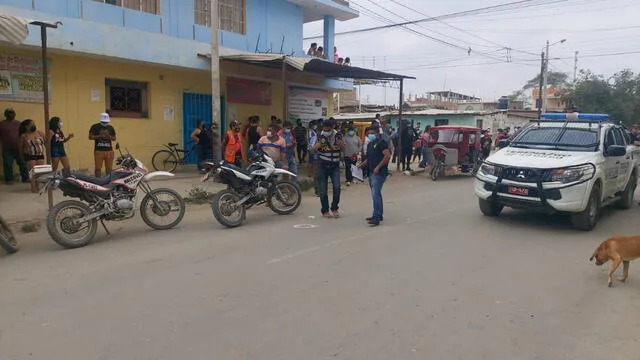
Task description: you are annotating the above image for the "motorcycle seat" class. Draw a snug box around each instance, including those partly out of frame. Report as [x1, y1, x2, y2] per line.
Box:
[69, 172, 114, 186]
[223, 163, 252, 176]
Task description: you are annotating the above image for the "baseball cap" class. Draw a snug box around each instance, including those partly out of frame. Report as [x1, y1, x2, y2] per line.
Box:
[99, 113, 110, 123]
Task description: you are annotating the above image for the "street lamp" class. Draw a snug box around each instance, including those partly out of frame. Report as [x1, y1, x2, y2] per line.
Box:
[541, 39, 567, 113]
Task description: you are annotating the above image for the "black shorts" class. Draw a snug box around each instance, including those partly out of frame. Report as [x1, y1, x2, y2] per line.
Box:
[24, 154, 44, 161]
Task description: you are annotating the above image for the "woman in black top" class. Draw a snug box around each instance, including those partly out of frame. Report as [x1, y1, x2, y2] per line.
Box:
[246, 116, 263, 157]
[48, 116, 74, 175]
[191, 120, 211, 172]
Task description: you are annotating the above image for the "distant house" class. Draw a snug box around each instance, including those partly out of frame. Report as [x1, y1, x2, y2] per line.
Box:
[532, 87, 567, 111]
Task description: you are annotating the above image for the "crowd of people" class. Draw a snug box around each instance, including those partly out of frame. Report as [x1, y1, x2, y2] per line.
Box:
[0, 107, 116, 193]
[213, 113, 440, 225]
[307, 43, 351, 66]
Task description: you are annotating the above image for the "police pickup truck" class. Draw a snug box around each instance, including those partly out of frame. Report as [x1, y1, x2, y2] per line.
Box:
[474, 113, 640, 231]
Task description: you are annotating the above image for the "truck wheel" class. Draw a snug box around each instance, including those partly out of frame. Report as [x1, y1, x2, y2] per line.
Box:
[479, 198, 503, 217]
[617, 173, 636, 209]
[571, 184, 601, 231]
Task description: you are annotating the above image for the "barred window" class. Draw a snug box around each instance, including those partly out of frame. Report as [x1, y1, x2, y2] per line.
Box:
[93, 0, 160, 15]
[105, 79, 149, 118]
[194, 0, 246, 34]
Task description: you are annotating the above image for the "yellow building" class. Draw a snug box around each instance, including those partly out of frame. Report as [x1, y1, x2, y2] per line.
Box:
[0, 48, 336, 175]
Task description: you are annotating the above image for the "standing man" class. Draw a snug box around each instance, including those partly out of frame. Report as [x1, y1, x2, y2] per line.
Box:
[343, 126, 361, 186]
[282, 121, 298, 182]
[294, 119, 308, 164]
[89, 112, 116, 177]
[222, 120, 244, 167]
[360, 126, 391, 226]
[0, 108, 28, 184]
[313, 119, 344, 218]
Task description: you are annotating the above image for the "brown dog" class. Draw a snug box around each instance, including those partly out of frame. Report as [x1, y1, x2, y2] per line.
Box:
[590, 235, 640, 287]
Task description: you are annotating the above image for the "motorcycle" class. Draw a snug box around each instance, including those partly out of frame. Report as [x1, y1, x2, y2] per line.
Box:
[430, 146, 447, 181]
[36, 144, 186, 249]
[0, 216, 18, 254]
[201, 152, 302, 228]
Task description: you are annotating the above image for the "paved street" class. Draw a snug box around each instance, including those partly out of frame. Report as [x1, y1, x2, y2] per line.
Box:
[2, 175, 640, 360]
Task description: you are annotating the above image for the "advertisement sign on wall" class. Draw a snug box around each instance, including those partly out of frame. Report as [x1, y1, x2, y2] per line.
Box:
[0, 54, 51, 103]
[227, 77, 272, 105]
[288, 86, 328, 123]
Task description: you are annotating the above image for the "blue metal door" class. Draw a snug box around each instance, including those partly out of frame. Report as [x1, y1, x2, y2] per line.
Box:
[182, 93, 225, 164]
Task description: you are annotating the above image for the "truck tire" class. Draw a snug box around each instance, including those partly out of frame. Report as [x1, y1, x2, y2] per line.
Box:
[479, 198, 503, 217]
[571, 184, 601, 231]
[617, 173, 636, 209]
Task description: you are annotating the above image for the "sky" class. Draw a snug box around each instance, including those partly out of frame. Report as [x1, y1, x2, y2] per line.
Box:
[303, 0, 640, 105]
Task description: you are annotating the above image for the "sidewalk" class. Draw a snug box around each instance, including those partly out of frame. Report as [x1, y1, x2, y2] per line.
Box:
[0, 167, 219, 225]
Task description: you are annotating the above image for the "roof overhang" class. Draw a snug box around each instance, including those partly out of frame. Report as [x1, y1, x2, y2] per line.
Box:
[199, 52, 414, 81]
[286, 0, 359, 23]
[0, 13, 61, 44]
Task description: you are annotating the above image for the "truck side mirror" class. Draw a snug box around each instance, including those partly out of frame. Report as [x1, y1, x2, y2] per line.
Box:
[606, 145, 626, 157]
[498, 139, 510, 149]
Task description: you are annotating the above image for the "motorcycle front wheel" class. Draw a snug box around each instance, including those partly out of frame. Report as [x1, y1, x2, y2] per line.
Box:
[267, 180, 302, 215]
[211, 189, 246, 228]
[140, 188, 186, 230]
[0, 216, 18, 254]
[47, 200, 98, 249]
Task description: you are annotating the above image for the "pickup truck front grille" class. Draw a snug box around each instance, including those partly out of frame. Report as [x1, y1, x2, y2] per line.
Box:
[499, 167, 544, 183]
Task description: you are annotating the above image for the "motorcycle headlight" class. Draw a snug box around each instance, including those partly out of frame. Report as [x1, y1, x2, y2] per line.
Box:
[479, 163, 498, 176]
[548, 164, 595, 184]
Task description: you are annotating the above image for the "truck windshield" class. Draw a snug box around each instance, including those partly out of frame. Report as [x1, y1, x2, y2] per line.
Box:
[510, 126, 599, 151]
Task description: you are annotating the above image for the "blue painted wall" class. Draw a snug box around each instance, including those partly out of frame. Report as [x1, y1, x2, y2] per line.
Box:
[0, 0, 320, 69]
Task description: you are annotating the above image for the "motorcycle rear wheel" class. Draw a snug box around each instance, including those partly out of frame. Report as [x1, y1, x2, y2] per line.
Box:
[267, 180, 302, 215]
[431, 163, 443, 181]
[211, 189, 246, 228]
[140, 188, 186, 230]
[0, 216, 18, 254]
[47, 200, 98, 249]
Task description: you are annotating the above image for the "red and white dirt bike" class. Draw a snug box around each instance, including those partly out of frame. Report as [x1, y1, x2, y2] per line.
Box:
[36, 144, 186, 249]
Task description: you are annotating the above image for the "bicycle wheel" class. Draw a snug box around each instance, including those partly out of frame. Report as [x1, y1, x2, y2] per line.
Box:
[152, 150, 178, 172]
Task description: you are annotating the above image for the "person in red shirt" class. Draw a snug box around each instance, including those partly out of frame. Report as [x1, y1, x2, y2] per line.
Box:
[0, 108, 28, 184]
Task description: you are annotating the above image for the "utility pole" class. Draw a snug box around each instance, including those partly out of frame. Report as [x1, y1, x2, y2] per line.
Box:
[573, 51, 579, 85]
[537, 51, 544, 118]
[210, 0, 221, 162]
[541, 40, 550, 113]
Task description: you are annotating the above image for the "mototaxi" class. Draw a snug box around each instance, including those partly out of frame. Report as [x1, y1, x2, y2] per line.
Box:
[428, 125, 483, 180]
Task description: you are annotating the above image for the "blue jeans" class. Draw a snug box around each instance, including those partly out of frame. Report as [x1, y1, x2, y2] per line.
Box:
[316, 164, 341, 213]
[286, 155, 298, 183]
[368, 173, 387, 220]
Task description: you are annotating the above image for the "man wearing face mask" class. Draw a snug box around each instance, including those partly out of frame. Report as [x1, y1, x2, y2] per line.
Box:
[359, 126, 391, 226]
[88, 112, 116, 177]
[222, 120, 244, 167]
[312, 119, 344, 218]
[343, 126, 361, 186]
[257, 124, 286, 168]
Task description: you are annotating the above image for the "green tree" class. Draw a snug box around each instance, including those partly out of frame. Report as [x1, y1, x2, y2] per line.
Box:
[523, 71, 570, 90]
[562, 69, 640, 125]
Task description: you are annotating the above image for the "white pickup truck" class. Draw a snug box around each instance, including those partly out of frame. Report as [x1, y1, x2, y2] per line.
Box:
[474, 113, 640, 231]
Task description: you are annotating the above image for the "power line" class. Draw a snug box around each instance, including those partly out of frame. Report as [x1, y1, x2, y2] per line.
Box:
[304, 0, 571, 40]
[352, 0, 508, 62]
[387, 0, 538, 57]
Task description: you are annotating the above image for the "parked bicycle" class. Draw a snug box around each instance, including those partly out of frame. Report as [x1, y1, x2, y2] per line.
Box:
[0, 216, 18, 254]
[151, 142, 196, 173]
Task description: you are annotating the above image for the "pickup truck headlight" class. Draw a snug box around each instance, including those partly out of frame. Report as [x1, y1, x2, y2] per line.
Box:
[479, 162, 499, 176]
[548, 164, 595, 184]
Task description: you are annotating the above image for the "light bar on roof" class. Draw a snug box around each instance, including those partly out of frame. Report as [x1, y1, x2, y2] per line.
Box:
[540, 113, 610, 121]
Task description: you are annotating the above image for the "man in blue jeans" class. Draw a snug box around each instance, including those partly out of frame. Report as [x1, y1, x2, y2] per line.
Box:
[360, 125, 391, 226]
[312, 120, 344, 218]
